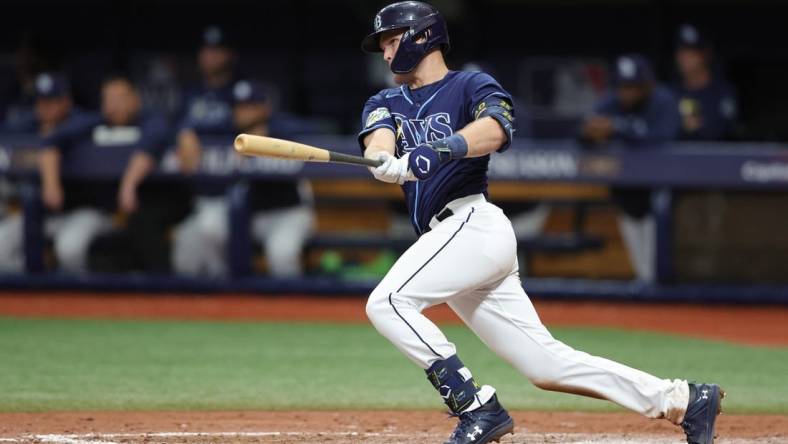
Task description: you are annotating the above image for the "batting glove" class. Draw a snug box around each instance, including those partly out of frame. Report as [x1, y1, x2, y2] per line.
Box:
[369, 151, 415, 185]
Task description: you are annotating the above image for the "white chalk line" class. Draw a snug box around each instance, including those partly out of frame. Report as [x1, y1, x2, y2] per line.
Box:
[0, 432, 776, 443]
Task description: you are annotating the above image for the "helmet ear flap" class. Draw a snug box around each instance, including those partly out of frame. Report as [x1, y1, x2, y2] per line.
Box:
[413, 28, 432, 45]
[409, 15, 437, 42]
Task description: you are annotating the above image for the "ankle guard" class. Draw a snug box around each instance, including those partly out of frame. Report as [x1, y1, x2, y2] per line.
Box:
[426, 355, 481, 414]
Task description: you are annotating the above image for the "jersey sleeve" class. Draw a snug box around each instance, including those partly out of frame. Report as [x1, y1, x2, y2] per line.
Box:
[467, 72, 516, 152]
[39, 112, 100, 152]
[135, 115, 171, 160]
[357, 91, 396, 153]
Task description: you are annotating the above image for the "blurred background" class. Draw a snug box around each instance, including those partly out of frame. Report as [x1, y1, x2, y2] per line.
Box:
[1, 0, 788, 303]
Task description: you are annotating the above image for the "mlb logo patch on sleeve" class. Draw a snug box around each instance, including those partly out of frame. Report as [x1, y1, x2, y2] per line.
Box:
[366, 107, 391, 128]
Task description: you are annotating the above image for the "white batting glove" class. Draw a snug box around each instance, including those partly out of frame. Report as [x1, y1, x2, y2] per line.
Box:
[369, 152, 415, 185]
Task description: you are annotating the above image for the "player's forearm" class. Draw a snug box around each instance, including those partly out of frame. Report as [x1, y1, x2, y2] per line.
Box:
[458, 117, 508, 158]
[364, 145, 395, 159]
[120, 152, 155, 190]
[176, 129, 202, 173]
[38, 148, 62, 188]
[363, 128, 396, 159]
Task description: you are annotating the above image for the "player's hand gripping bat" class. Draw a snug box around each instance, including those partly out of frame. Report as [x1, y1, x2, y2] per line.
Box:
[234, 134, 383, 168]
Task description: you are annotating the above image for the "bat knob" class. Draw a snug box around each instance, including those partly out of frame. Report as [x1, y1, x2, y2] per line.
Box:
[234, 134, 248, 153]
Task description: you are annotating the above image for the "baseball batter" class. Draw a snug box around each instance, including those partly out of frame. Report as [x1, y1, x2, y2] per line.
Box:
[358, 3, 723, 444]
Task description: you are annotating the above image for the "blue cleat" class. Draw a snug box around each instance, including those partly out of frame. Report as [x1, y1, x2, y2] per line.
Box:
[444, 394, 514, 444]
[681, 383, 725, 444]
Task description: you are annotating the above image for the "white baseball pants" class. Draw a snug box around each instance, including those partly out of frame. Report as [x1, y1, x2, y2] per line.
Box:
[172, 197, 314, 278]
[0, 208, 112, 274]
[366, 194, 688, 423]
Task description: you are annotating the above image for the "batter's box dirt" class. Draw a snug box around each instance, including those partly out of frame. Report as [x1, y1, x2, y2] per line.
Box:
[0, 411, 785, 444]
[4, 432, 788, 444]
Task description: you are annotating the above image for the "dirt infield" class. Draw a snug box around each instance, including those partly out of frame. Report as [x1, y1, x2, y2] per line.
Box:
[0, 411, 786, 443]
[0, 292, 786, 346]
[1, 292, 786, 442]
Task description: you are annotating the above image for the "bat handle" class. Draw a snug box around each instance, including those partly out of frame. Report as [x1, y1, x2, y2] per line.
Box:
[328, 151, 385, 167]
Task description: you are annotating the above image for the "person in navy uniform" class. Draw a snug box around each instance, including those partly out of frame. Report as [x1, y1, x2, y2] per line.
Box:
[36, 76, 172, 272]
[0, 72, 77, 135]
[672, 24, 738, 141]
[359, 3, 721, 444]
[0, 72, 80, 272]
[582, 54, 680, 147]
[581, 54, 681, 283]
[175, 26, 237, 173]
[170, 26, 242, 276]
[172, 80, 314, 278]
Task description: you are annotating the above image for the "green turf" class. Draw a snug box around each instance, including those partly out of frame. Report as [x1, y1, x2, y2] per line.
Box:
[0, 317, 785, 413]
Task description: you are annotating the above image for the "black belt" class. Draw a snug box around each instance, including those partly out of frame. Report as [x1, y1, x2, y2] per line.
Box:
[435, 207, 454, 222]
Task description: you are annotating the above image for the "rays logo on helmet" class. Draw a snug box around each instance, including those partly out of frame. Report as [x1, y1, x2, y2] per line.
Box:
[366, 107, 391, 128]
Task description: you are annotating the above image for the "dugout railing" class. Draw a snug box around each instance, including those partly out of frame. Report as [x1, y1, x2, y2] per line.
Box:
[1, 134, 787, 303]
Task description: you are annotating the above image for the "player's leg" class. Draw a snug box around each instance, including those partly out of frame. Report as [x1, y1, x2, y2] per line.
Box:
[51, 208, 112, 273]
[450, 270, 724, 443]
[366, 200, 509, 370]
[618, 213, 656, 282]
[449, 272, 689, 423]
[251, 205, 314, 277]
[0, 213, 24, 273]
[172, 197, 227, 277]
[171, 212, 204, 275]
[366, 197, 515, 442]
[612, 188, 656, 282]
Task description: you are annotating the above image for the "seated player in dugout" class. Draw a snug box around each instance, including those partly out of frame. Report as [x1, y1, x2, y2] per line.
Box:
[359, 3, 720, 444]
[35, 75, 181, 273]
[176, 25, 237, 173]
[672, 24, 738, 141]
[172, 80, 314, 278]
[0, 73, 82, 273]
[580, 54, 681, 283]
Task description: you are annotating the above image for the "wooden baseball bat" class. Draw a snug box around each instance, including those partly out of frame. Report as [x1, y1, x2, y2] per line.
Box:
[234, 134, 382, 168]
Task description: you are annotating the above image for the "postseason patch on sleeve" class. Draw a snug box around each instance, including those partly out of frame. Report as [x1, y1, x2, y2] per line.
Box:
[365, 107, 391, 128]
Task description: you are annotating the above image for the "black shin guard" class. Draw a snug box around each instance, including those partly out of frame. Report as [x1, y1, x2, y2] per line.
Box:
[426, 355, 481, 414]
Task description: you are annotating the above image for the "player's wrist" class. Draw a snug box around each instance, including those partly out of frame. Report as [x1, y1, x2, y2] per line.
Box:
[430, 134, 468, 164]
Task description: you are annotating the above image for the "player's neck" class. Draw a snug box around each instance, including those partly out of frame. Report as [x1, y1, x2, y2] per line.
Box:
[408, 53, 449, 89]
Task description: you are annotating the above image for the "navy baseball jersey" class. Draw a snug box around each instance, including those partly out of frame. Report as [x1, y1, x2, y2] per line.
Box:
[672, 78, 737, 141]
[43, 112, 169, 159]
[594, 85, 681, 146]
[178, 83, 235, 136]
[42, 111, 170, 210]
[358, 71, 514, 234]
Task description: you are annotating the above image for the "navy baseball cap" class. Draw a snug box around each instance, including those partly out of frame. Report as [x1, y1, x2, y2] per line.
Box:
[202, 25, 231, 48]
[233, 80, 267, 104]
[34, 73, 70, 99]
[676, 23, 710, 50]
[613, 54, 655, 86]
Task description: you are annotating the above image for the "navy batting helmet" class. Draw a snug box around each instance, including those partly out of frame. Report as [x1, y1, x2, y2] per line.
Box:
[361, 1, 450, 74]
